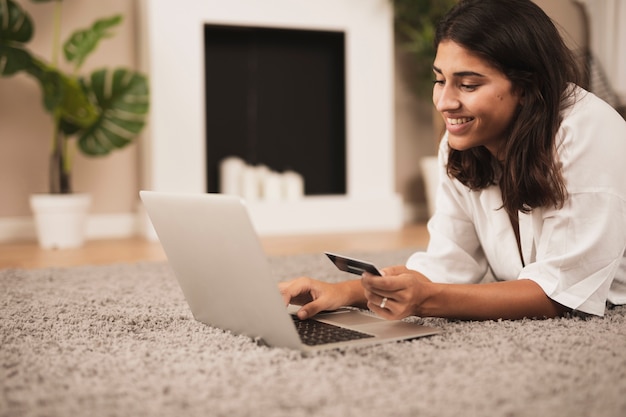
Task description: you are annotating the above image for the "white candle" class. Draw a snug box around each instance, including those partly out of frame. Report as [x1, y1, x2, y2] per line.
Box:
[240, 165, 261, 201]
[219, 157, 245, 195]
[282, 170, 304, 201]
[262, 172, 283, 201]
[254, 165, 271, 186]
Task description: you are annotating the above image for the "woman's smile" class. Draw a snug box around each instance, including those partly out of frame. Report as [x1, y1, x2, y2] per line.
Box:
[444, 117, 474, 138]
[448, 117, 474, 125]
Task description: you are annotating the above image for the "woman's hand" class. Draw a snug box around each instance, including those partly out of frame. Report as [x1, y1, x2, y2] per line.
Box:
[278, 277, 365, 320]
[362, 265, 434, 320]
[279, 267, 434, 321]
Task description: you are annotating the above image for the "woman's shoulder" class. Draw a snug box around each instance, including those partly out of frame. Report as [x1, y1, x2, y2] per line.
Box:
[557, 85, 626, 194]
[562, 85, 625, 129]
[557, 85, 626, 149]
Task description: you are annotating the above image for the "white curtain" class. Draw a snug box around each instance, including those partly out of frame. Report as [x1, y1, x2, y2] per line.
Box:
[575, 0, 626, 102]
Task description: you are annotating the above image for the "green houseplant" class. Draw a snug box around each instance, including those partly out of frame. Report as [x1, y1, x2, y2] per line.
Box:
[0, 0, 149, 193]
[391, 0, 457, 218]
[0, 0, 149, 247]
[392, 0, 457, 97]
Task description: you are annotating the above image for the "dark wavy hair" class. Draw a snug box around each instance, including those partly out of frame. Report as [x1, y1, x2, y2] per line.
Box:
[435, 0, 580, 216]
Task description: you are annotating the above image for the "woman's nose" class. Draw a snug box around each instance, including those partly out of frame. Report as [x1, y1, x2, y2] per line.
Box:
[433, 85, 461, 113]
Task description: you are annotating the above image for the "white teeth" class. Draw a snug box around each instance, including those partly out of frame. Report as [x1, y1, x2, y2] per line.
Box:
[448, 117, 473, 125]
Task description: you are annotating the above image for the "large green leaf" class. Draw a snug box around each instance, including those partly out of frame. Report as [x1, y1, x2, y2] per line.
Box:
[63, 14, 122, 71]
[26, 57, 98, 126]
[0, 0, 35, 75]
[77, 68, 149, 156]
[57, 74, 99, 127]
[0, 0, 33, 41]
[0, 45, 33, 75]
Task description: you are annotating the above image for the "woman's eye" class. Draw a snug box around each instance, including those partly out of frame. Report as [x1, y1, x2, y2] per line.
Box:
[433, 79, 445, 86]
[460, 84, 478, 91]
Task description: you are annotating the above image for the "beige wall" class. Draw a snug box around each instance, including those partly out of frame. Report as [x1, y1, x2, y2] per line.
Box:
[536, 0, 587, 51]
[0, 0, 587, 239]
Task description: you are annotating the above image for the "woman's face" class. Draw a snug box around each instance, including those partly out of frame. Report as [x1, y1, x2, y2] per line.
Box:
[432, 40, 522, 157]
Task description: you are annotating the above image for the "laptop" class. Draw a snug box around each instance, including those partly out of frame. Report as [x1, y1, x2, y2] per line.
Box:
[140, 190, 441, 352]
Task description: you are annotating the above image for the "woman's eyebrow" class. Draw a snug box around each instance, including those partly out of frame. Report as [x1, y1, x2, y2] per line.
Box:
[432, 65, 486, 78]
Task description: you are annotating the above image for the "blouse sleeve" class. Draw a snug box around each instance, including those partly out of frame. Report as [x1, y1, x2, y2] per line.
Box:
[406, 136, 489, 284]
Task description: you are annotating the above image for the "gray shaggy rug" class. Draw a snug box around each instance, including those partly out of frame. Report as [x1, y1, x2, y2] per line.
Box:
[1, 249, 625, 417]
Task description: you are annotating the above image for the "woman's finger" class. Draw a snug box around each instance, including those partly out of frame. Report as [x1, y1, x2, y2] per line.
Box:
[361, 272, 401, 294]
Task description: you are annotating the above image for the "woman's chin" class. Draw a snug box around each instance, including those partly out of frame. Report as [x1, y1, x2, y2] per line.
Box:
[447, 135, 473, 151]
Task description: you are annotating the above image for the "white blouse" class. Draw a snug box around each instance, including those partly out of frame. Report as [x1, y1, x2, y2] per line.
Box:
[406, 87, 626, 316]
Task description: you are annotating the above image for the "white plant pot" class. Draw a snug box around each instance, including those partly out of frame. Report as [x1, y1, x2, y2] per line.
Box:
[29, 193, 92, 249]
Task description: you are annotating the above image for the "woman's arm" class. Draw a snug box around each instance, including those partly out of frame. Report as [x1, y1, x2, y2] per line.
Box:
[418, 279, 568, 320]
[362, 266, 569, 320]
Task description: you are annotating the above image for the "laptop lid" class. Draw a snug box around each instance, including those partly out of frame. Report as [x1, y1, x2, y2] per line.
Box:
[140, 190, 303, 349]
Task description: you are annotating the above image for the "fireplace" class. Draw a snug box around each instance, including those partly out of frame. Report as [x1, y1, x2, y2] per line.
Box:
[204, 25, 346, 196]
[139, 0, 402, 235]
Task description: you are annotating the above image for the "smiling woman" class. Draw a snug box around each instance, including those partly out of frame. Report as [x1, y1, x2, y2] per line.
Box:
[279, 0, 626, 322]
[432, 41, 523, 156]
[436, 0, 579, 217]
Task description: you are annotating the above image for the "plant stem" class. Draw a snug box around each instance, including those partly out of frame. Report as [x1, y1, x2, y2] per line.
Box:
[49, 126, 71, 194]
[51, 0, 62, 67]
[63, 133, 73, 178]
[49, 0, 71, 194]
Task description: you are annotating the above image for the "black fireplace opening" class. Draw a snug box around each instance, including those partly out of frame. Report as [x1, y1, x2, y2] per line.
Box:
[204, 24, 346, 195]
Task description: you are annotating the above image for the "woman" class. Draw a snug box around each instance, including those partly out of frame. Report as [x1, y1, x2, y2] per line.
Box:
[279, 0, 626, 320]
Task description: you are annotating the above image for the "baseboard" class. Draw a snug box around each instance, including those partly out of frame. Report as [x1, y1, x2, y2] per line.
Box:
[0, 216, 35, 242]
[0, 213, 139, 243]
[1, 200, 422, 244]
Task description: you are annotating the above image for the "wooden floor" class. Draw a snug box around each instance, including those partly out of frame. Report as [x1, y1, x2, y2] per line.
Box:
[0, 224, 429, 269]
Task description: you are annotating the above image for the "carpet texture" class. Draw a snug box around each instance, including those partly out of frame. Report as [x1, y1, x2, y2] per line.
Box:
[1, 249, 625, 417]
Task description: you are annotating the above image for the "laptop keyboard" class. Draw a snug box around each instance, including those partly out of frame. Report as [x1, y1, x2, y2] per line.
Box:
[292, 316, 375, 346]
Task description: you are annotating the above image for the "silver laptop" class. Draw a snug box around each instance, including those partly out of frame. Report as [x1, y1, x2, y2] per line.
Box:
[140, 190, 441, 352]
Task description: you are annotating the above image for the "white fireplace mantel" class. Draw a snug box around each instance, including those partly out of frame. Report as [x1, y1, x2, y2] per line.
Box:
[138, 0, 403, 235]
